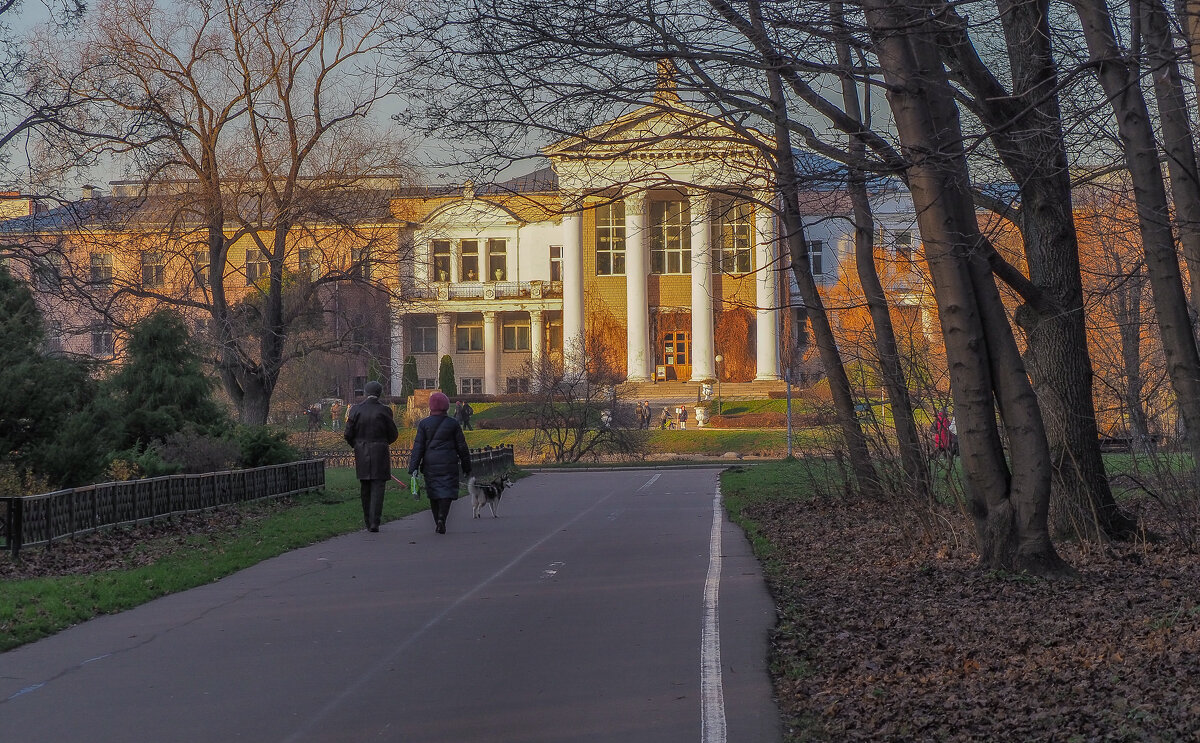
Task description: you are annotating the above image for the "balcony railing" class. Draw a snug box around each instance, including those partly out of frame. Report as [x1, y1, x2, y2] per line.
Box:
[397, 279, 562, 301]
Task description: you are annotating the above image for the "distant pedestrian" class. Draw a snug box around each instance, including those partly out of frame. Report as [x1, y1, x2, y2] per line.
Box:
[660, 406, 670, 430]
[641, 400, 652, 429]
[409, 391, 472, 535]
[678, 406, 688, 430]
[306, 405, 321, 432]
[344, 381, 399, 533]
[460, 400, 474, 430]
[330, 400, 342, 431]
[933, 409, 956, 456]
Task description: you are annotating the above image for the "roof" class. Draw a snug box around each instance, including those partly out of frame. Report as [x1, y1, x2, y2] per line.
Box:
[0, 187, 402, 235]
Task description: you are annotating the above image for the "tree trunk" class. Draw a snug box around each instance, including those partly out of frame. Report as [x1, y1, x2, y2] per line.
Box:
[757, 55, 879, 498]
[939, 0, 1134, 539]
[1073, 0, 1200, 470]
[1142, 0, 1200, 312]
[833, 0, 930, 503]
[863, 0, 1070, 575]
[1118, 278, 1155, 453]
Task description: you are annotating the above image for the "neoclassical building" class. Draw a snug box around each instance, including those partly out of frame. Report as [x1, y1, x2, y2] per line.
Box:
[387, 90, 798, 396]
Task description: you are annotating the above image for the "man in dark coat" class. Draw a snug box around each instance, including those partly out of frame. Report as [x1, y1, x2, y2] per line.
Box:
[408, 391, 472, 534]
[343, 380, 399, 532]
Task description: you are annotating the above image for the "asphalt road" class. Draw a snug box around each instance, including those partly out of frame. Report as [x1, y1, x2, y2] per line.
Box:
[1, 468, 782, 742]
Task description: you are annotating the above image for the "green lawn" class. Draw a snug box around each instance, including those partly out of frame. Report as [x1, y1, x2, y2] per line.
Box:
[0, 468, 427, 652]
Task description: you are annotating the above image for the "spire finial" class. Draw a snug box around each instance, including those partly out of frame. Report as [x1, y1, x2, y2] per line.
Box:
[653, 58, 680, 105]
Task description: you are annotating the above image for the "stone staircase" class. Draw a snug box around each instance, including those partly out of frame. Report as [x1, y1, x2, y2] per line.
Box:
[617, 378, 790, 403]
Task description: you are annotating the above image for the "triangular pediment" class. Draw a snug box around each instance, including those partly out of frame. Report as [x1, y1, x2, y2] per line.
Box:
[541, 102, 767, 162]
[425, 198, 520, 227]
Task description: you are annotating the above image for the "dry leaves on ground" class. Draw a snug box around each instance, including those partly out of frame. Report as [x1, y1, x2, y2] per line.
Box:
[0, 505, 282, 581]
[749, 497, 1200, 742]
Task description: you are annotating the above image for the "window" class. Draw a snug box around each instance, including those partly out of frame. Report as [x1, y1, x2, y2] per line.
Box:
[193, 249, 210, 287]
[715, 199, 752, 273]
[418, 378, 437, 389]
[460, 377, 483, 395]
[353, 376, 366, 397]
[650, 200, 691, 274]
[461, 240, 479, 281]
[297, 248, 319, 280]
[32, 255, 62, 291]
[45, 321, 63, 356]
[432, 240, 451, 282]
[90, 253, 113, 286]
[351, 247, 371, 281]
[412, 322, 437, 353]
[807, 240, 824, 276]
[487, 238, 507, 281]
[506, 377, 529, 394]
[141, 251, 166, 287]
[895, 230, 913, 260]
[547, 318, 563, 354]
[503, 319, 531, 351]
[91, 324, 115, 357]
[456, 318, 483, 351]
[245, 249, 268, 285]
[549, 245, 562, 281]
[595, 201, 626, 275]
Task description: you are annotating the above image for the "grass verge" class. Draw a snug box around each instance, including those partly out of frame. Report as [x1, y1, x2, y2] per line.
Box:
[719, 459, 828, 739]
[0, 468, 427, 652]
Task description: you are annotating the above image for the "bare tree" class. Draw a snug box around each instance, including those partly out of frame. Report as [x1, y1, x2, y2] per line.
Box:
[26, 0, 413, 423]
[934, 0, 1135, 539]
[859, 0, 1068, 574]
[1071, 0, 1200, 470]
[525, 339, 649, 464]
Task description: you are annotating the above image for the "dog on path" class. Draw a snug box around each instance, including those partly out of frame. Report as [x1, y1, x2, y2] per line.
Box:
[467, 475, 514, 519]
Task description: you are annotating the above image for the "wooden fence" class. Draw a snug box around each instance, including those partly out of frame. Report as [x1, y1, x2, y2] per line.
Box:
[1, 460, 325, 557]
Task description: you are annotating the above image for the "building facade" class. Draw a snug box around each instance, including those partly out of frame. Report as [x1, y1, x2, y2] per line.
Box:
[387, 96, 800, 395]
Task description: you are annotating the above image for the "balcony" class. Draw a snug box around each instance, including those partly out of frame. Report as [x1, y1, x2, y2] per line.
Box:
[396, 279, 562, 302]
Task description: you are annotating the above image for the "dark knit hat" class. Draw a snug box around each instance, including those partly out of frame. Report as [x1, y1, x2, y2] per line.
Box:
[364, 380, 383, 398]
[429, 391, 450, 413]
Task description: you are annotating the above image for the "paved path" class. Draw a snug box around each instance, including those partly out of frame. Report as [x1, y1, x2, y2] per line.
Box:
[1, 469, 782, 742]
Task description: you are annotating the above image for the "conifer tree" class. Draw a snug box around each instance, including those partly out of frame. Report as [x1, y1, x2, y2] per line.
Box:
[438, 355, 457, 398]
[0, 264, 93, 483]
[401, 355, 419, 401]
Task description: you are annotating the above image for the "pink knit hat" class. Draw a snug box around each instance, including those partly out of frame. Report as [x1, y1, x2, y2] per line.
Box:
[429, 391, 450, 413]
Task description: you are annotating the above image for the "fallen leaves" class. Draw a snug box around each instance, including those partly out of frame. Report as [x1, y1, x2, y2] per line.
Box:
[748, 496, 1200, 742]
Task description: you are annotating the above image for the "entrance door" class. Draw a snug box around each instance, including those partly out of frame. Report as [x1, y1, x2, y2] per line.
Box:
[661, 331, 691, 381]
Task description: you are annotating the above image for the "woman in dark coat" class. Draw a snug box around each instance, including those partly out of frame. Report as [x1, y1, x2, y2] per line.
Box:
[408, 391, 472, 534]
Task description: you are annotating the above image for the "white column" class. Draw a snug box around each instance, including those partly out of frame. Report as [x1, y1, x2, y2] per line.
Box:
[755, 193, 781, 380]
[689, 191, 715, 381]
[436, 312, 454, 365]
[561, 192, 586, 378]
[529, 309, 545, 388]
[416, 235, 429, 284]
[389, 307, 406, 394]
[624, 192, 650, 381]
[483, 310, 500, 395]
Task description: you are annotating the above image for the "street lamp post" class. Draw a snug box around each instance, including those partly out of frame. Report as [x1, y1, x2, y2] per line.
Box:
[714, 355, 723, 416]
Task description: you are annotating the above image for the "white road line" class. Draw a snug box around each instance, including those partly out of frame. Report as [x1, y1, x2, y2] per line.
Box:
[638, 473, 661, 491]
[701, 481, 727, 743]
